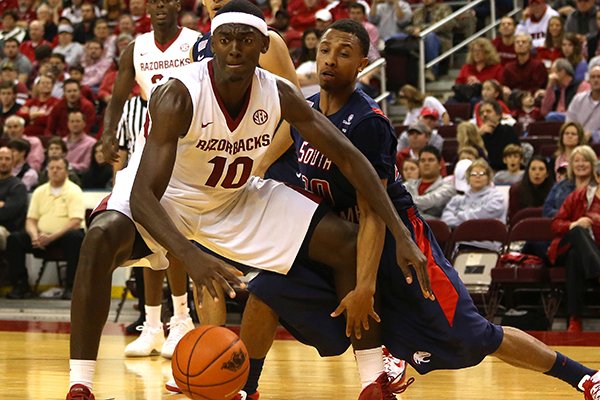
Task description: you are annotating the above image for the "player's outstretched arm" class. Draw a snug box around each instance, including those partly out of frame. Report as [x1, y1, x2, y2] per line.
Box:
[278, 78, 434, 300]
[130, 80, 243, 299]
[101, 41, 136, 163]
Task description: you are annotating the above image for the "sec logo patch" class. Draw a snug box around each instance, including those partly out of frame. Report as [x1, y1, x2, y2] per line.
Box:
[253, 109, 268, 125]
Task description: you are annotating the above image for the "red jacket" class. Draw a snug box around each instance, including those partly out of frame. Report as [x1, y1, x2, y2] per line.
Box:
[288, 0, 328, 32]
[455, 63, 504, 85]
[548, 186, 595, 264]
[44, 97, 97, 137]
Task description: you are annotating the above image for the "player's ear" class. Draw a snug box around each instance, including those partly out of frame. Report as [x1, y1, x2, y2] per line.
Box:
[176, 0, 181, 12]
[261, 35, 270, 54]
[356, 57, 369, 74]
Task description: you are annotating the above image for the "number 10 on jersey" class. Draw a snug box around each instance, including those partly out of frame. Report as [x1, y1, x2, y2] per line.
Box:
[205, 156, 254, 189]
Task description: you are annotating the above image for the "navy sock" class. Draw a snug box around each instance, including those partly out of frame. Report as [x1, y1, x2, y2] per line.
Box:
[544, 352, 596, 390]
[242, 357, 265, 395]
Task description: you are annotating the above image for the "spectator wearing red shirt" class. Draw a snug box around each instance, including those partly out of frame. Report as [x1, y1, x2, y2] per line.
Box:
[17, 74, 59, 138]
[19, 20, 52, 63]
[288, 0, 328, 32]
[502, 32, 548, 93]
[0, 64, 28, 105]
[45, 78, 96, 137]
[129, 0, 152, 35]
[492, 16, 517, 65]
[0, 0, 18, 16]
[455, 38, 504, 85]
[325, 0, 370, 21]
[66, 65, 96, 105]
[536, 15, 563, 69]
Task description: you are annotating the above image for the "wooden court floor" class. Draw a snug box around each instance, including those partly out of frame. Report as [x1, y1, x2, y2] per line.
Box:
[0, 331, 599, 400]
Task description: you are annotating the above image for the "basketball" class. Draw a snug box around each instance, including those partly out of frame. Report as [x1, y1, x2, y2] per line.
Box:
[171, 326, 250, 400]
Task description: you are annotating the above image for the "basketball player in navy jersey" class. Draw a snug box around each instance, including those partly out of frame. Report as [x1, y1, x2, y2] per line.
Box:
[243, 19, 600, 400]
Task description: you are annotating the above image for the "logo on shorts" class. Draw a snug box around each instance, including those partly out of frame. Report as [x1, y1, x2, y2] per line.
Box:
[413, 351, 431, 365]
[180, 43, 190, 52]
[253, 109, 268, 125]
[221, 348, 247, 372]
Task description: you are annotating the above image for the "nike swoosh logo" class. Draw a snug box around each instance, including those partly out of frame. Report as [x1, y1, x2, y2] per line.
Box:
[201, 122, 213, 128]
[140, 52, 148, 56]
[296, 172, 302, 178]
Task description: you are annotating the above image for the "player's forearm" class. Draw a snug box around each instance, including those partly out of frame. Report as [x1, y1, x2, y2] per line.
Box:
[102, 92, 130, 136]
[356, 209, 385, 293]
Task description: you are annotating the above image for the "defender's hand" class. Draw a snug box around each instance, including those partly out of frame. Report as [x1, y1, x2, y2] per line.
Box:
[396, 239, 434, 301]
[101, 131, 120, 164]
[331, 288, 380, 339]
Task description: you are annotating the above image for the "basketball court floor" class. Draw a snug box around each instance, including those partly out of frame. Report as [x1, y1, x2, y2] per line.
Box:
[0, 298, 599, 399]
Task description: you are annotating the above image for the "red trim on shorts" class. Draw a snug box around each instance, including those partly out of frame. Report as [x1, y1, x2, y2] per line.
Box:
[154, 27, 183, 52]
[208, 60, 252, 132]
[143, 112, 150, 139]
[90, 193, 112, 221]
[285, 183, 323, 204]
[408, 211, 459, 327]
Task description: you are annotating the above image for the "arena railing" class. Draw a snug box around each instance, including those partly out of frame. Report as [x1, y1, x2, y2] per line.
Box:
[357, 57, 390, 115]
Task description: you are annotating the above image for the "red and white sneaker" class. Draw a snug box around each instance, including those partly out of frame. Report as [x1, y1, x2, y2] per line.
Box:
[165, 378, 181, 393]
[357, 372, 414, 400]
[382, 346, 407, 389]
[583, 371, 600, 400]
[230, 390, 260, 400]
[65, 384, 95, 400]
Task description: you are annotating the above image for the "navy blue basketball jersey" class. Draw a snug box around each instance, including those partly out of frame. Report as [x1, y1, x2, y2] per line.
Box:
[292, 89, 413, 221]
[191, 32, 212, 61]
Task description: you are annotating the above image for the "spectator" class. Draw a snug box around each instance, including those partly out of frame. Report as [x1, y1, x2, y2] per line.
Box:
[396, 120, 430, 171]
[473, 79, 512, 127]
[0, 63, 28, 105]
[0, 81, 21, 129]
[179, 11, 200, 32]
[324, 0, 370, 22]
[457, 146, 479, 161]
[81, 141, 112, 189]
[80, 38, 112, 93]
[270, 10, 302, 51]
[544, 144, 597, 217]
[398, 84, 449, 126]
[349, 2, 380, 63]
[294, 28, 320, 67]
[7, 138, 38, 191]
[404, 146, 455, 219]
[1, 37, 33, 84]
[314, 9, 333, 33]
[442, 158, 506, 231]
[508, 155, 554, 222]
[61, 0, 89, 25]
[564, 0, 597, 35]
[19, 20, 51, 63]
[553, 0, 576, 18]
[548, 166, 600, 332]
[129, 0, 152, 35]
[93, 18, 117, 60]
[517, 0, 560, 48]
[0, 10, 26, 54]
[456, 121, 487, 160]
[368, 0, 412, 41]
[587, 8, 600, 60]
[404, 0, 454, 80]
[73, 2, 98, 44]
[398, 107, 444, 152]
[536, 15, 564, 69]
[493, 16, 518, 65]
[561, 32, 587, 81]
[36, 2, 58, 43]
[541, 58, 589, 122]
[2, 115, 44, 172]
[17, 74, 60, 139]
[53, 23, 85, 68]
[295, 29, 321, 97]
[554, 121, 587, 175]
[478, 99, 520, 171]
[455, 38, 503, 88]
[401, 157, 419, 181]
[47, 53, 69, 99]
[0, 147, 28, 298]
[103, 0, 127, 26]
[67, 64, 97, 105]
[510, 89, 543, 133]
[116, 13, 136, 38]
[63, 110, 96, 174]
[566, 64, 600, 142]
[45, 79, 97, 137]
[288, 0, 328, 32]
[6, 156, 85, 300]
[494, 143, 525, 185]
[502, 33, 549, 93]
[37, 137, 82, 187]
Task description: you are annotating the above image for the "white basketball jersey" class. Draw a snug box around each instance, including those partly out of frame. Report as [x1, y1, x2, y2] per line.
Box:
[133, 27, 199, 100]
[158, 60, 282, 212]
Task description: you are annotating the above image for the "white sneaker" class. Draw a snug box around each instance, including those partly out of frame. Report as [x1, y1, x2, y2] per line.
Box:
[124, 323, 165, 357]
[161, 315, 195, 359]
[165, 377, 181, 393]
[382, 346, 407, 387]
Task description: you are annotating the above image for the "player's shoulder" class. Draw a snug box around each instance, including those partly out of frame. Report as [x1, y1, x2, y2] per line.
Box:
[191, 32, 212, 62]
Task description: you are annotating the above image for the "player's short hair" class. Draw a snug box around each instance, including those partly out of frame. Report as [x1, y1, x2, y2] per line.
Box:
[419, 145, 441, 162]
[326, 19, 370, 58]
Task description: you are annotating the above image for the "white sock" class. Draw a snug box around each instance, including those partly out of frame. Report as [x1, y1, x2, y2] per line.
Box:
[70, 359, 96, 390]
[355, 347, 384, 389]
[172, 294, 189, 319]
[145, 305, 162, 329]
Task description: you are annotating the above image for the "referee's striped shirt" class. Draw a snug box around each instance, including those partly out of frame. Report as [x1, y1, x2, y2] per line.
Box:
[116, 95, 148, 157]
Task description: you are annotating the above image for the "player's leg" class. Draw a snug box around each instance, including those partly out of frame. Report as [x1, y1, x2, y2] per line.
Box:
[162, 255, 194, 358]
[69, 211, 138, 395]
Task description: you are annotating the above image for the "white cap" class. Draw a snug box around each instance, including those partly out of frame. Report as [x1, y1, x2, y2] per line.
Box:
[315, 9, 332, 22]
[453, 159, 472, 193]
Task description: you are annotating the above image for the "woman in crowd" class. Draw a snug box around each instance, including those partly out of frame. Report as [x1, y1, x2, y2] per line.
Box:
[561, 33, 587, 81]
[456, 121, 488, 160]
[398, 84, 450, 126]
[455, 38, 504, 86]
[507, 155, 554, 223]
[294, 29, 321, 97]
[544, 145, 597, 217]
[549, 165, 600, 332]
[82, 141, 112, 189]
[554, 121, 587, 176]
[472, 79, 512, 127]
[536, 15, 564, 69]
[401, 158, 420, 181]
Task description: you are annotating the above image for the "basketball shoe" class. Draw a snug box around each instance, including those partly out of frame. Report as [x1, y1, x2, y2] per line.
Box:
[65, 384, 95, 399]
[583, 370, 600, 400]
[124, 323, 165, 357]
[358, 372, 414, 400]
[382, 346, 407, 389]
[161, 315, 195, 359]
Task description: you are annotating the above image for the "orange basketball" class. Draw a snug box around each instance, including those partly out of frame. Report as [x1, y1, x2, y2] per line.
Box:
[172, 326, 250, 400]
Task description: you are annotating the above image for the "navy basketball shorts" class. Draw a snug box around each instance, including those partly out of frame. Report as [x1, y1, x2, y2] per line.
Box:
[248, 207, 504, 374]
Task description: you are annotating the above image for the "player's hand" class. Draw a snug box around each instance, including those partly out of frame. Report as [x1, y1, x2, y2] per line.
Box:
[395, 238, 435, 301]
[331, 288, 380, 339]
[100, 131, 120, 164]
[184, 247, 245, 303]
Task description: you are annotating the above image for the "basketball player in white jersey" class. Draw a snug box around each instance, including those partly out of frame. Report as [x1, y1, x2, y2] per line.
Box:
[99, 0, 200, 362]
